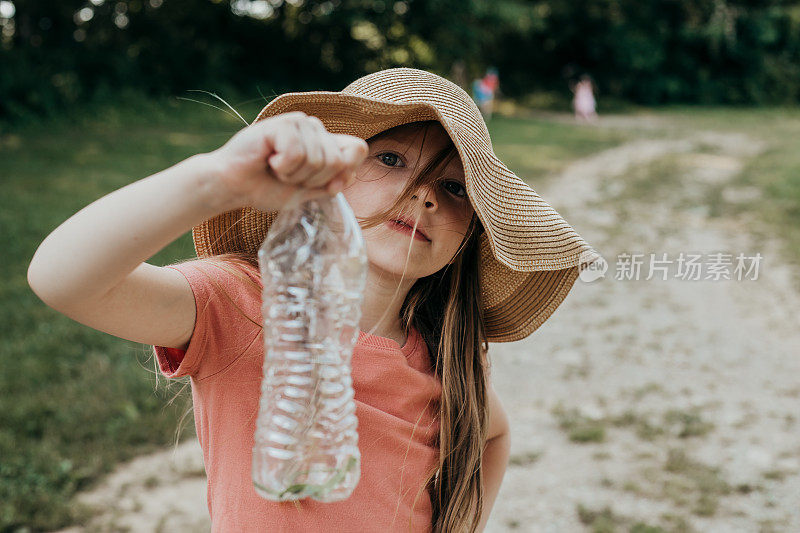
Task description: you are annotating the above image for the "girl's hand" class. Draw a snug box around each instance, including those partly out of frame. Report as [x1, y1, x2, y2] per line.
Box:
[207, 111, 368, 212]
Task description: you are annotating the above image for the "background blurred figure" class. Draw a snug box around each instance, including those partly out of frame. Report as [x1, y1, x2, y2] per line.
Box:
[472, 66, 500, 120]
[571, 74, 597, 123]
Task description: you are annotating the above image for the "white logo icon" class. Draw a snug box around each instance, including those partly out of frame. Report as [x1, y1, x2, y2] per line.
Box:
[579, 251, 607, 283]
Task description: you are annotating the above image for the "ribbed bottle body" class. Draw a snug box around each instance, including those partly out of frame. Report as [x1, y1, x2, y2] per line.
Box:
[253, 193, 367, 502]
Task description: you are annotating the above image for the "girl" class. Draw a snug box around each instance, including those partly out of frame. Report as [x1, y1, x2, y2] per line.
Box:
[28, 68, 599, 532]
[571, 74, 598, 123]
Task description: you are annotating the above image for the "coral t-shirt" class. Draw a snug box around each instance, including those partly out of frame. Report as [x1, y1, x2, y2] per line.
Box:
[152, 260, 441, 532]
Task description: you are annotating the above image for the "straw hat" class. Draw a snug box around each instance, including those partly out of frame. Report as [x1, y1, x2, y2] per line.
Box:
[191, 67, 601, 342]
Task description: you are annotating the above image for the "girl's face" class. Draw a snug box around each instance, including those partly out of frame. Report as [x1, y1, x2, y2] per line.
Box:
[342, 123, 474, 281]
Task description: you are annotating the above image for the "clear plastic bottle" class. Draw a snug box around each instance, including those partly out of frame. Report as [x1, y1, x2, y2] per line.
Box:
[252, 192, 368, 502]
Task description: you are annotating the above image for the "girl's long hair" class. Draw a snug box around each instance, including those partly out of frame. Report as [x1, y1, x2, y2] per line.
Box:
[155, 120, 490, 532]
[354, 121, 489, 532]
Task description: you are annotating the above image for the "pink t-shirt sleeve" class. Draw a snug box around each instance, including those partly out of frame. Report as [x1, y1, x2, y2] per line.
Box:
[152, 259, 262, 380]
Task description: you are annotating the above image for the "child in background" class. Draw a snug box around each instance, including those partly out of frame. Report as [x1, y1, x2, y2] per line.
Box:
[472, 67, 500, 120]
[571, 74, 598, 123]
[28, 68, 599, 532]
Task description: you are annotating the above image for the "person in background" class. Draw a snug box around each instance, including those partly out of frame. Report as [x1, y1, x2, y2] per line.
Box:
[472, 67, 500, 120]
[571, 74, 598, 123]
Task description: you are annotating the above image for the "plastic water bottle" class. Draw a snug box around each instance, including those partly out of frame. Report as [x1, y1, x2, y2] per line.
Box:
[252, 192, 368, 502]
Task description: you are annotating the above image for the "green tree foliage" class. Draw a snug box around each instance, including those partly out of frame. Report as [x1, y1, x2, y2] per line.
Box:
[491, 0, 800, 104]
[1, 1, 799, 119]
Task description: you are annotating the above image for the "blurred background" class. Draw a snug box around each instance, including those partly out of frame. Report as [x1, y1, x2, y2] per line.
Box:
[2, 1, 800, 531]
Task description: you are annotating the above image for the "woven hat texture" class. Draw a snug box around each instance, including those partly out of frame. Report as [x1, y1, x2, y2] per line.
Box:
[191, 67, 600, 342]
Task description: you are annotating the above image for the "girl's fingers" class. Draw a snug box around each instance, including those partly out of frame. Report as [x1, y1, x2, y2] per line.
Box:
[332, 134, 368, 189]
[332, 134, 369, 168]
[281, 117, 350, 190]
[298, 117, 351, 189]
[268, 120, 306, 180]
[291, 117, 326, 185]
[279, 116, 332, 187]
[325, 170, 356, 195]
[304, 129, 347, 190]
[268, 116, 366, 191]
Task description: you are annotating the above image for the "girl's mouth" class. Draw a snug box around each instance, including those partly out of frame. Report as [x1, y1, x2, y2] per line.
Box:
[386, 220, 431, 242]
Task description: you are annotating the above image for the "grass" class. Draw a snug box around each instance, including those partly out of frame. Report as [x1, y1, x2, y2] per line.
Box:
[618, 447, 732, 521]
[508, 450, 543, 466]
[609, 407, 715, 441]
[0, 91, 266, 530]
[554, 403, 715, 445]
[663, 448, 732, 517]
[489, 113, 631, 190]
[552, 404, 606, 443]
[610, 410, 667, 441]
[662, 409, 715, 438]
[1, 92, 629, 530]
[575, 503, 688, 533]
[576, 503, 618, 532]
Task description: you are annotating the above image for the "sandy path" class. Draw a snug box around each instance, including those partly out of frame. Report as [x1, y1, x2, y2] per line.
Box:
[487, 129, 800, 532]
[58, 118, 800, 532]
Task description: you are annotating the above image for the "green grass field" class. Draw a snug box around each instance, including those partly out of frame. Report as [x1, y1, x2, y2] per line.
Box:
[2, 94, 799, 530]
[1, 93, 256, 531]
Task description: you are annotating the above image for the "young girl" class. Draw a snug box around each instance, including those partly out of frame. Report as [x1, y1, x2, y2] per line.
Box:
[28, 68, 599, 532]
[571, 74, 598, 123]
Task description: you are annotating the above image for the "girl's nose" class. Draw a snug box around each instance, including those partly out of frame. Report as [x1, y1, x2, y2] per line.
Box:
[411, 188, 437, 210]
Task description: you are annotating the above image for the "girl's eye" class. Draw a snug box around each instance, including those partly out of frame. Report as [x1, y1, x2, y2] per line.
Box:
[443, 180, 467, 198]
[377, 152, 404, 167]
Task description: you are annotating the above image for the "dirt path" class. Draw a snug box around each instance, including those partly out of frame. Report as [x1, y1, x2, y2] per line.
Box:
[488, 127, 800, 532]
[58, 118, 800, 532]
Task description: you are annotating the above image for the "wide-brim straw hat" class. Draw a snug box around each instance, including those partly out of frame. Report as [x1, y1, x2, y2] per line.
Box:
[191, 67, 601, 342]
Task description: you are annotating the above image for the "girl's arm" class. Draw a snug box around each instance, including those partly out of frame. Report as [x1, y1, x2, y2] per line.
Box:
[27, 112, 367, 348]
[27, 153, 230, 347]
[478, 383, 511, 532]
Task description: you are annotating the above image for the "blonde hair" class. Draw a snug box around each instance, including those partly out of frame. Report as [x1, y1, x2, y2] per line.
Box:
[155, 120, 490, 532]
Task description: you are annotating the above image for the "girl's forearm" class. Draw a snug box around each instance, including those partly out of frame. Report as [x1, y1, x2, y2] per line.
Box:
[478, 432, 511, 532]
[27, 153, 228, 309]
